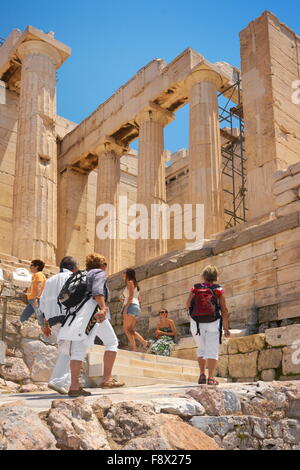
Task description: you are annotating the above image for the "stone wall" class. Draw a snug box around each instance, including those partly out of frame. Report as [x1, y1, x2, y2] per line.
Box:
[273, 161, 300, 217]
[172, 326, 300, 383]
[218, 326, 300, 382]
[0, 381, 299, 450]
[0, 319, 57, 393]
[107, 211, 300, 346]
[240, 11, 300, 219]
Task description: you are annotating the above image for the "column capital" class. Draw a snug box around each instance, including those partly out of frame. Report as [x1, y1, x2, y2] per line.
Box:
[185, 68, 223, 90]
[135, 102, 174, 127]
[17, 40, 63, 68]
[95, 136, 129, 158]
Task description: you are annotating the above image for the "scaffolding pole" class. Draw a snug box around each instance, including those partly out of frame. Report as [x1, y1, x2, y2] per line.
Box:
[218, 75, 247, 228]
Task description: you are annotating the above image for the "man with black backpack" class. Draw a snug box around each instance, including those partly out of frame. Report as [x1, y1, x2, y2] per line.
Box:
[39, 256, 79, 394]
[186, 265, 230, 386]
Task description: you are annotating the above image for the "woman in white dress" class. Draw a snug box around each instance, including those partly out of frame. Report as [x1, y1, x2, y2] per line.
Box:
[121, 269, 149, 352]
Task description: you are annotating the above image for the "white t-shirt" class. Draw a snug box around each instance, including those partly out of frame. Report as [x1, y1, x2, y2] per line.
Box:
[39, 269, 72, 324]
[122, 285, 140, 306]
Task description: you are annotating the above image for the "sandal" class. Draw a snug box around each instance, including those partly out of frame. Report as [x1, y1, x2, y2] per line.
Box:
[207, 377, 219, 386]
[100, 378, 125, 389]
[198, 374, 207, 385]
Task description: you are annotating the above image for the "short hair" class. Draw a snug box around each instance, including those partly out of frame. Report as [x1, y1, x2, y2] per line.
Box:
[31, 259, 45, 272]
[202, 265, 219, 283]
[60, 256, 78, 271]
[86, 253, 107, 271]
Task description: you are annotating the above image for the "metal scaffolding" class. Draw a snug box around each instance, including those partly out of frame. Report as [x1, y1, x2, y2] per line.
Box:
[218, 75, 247, 228]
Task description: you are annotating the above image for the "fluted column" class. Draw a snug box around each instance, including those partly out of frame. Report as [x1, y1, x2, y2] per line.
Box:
[135, 103, 174, 265]
[95, 139, 127, 275]
[186, 70, 225, 237]
[12, 40, 63, 264]
[57, 167, 89, 268]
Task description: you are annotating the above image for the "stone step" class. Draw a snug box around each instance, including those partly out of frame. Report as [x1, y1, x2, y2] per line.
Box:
[88, 363, 199, 384]
[129, 358, 199, 375]
[87, 374, 191, 388]
[89, 345, 198, 367]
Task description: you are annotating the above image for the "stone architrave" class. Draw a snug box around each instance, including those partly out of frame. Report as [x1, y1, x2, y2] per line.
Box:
[95, 138, 128, 275]
[135, 103, 174, 265]
[12, 39, 68, 264]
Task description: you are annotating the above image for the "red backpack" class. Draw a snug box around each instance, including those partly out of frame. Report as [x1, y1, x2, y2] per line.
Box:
[189, 283, 221, 336]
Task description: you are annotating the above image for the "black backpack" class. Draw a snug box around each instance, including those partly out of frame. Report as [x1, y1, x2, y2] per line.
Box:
[58, 270, 91, 325]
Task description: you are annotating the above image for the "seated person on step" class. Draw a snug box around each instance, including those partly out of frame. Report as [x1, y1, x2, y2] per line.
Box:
[149, 309, 177, 356]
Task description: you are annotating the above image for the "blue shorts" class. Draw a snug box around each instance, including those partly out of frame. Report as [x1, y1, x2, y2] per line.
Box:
[125, 303, 141, 318]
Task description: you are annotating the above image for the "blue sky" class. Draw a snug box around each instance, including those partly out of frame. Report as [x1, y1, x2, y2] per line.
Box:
[2, 0, 300, 151]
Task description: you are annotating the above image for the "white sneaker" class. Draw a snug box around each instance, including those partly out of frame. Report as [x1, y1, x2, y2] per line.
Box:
[48, 383, 68, 395]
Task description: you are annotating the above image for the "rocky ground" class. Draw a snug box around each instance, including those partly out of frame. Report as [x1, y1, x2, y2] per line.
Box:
[0, 380, 299, 450]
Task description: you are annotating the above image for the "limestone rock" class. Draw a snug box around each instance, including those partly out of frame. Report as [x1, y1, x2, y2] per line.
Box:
[186, 386, 241, 416]
[261, 369, 276, 381]
[258, 348, 282, 371]
[238, 382, 288, 418]
[265, 325, 300, 347]
[21, 339, 58, 382]
[0, 401, 57, 450]
[0, 378, 19, 392]
[150, 396, 205, 418]
[228, 351, 258, 378]
[190, 415, 242, 438]
[91, 396, 113, 420]
[101, 401, 157, 444]
[282, 346, 300, 376]
[123, 414, 221, 450]
[18, 384, 43, 393]
[20, 322, 41, 339]
[219, 340, 229, 355]
[216, 355, 229, 377]
[227, 334, 265, 354]
[0, 357, 30, 383]
[158, 414, 221, 450]
[46, 398, 110, 450]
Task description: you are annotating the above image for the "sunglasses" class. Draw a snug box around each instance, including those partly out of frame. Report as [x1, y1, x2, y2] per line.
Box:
[159, 310, 167, 314]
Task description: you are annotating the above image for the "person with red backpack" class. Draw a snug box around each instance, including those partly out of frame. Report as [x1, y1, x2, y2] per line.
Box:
[186, 265, 230, 385]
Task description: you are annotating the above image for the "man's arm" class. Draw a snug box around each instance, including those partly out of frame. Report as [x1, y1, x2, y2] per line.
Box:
[219, 294, 230, 337]
[94, 295, 107, 323]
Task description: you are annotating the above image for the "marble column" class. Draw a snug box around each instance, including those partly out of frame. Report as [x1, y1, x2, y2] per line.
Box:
[135, 104, 174, 265]
[95, 140, 127, 275]
[186, 70, 225, 238]
[57, 167, 89, 268]
[12, 40, 64, 264]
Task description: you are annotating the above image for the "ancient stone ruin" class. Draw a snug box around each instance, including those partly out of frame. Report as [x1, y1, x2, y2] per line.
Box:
[0, 10, 300, 451]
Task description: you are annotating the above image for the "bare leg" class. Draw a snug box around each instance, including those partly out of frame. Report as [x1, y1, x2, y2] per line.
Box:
[102, 351, 117, 383]
[132, 317, 148, 348]
[123, 314, 137, 351]
[70, 360, 82, 390]
[198, 357, 206, 375]
[207, 359, 217, 378]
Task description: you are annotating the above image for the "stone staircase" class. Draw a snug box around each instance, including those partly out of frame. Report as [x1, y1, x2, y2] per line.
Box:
[0, 252, 57, 278]
[86, 345, 227, 387]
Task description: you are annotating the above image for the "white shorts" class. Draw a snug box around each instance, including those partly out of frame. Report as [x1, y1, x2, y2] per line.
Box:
[58, 319, 119, 361]
[190, 319, 220, 360]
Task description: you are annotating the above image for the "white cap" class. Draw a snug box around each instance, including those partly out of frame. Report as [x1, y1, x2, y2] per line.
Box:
[12, 268, 32, 287]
